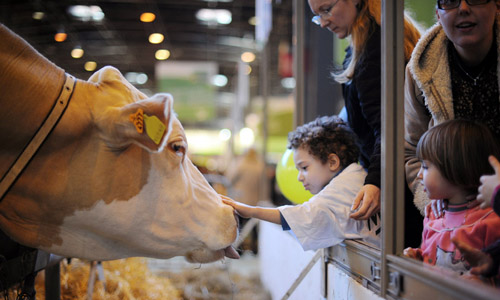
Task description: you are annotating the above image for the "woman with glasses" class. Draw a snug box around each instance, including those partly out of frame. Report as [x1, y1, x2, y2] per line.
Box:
[308, 0, 421, 225]
[405, 0, 500, 218]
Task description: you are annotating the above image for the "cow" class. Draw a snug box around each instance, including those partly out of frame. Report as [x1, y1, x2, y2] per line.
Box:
[0, 24, 239, 264]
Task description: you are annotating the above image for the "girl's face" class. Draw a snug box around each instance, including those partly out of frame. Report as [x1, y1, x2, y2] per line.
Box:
[293, 147, 337, 195]
[436, 0, 499, 57]
[308, 0, 359, 39]
[417, 160, 464, 204]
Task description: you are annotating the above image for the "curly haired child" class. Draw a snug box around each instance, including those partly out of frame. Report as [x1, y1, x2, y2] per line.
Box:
[223, 115, 380, 250]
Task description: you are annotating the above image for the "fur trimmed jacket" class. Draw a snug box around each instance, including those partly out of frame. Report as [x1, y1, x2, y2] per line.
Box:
[404, 22, 500, 215]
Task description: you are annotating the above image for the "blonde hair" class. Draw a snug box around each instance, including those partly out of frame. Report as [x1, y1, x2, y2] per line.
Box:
[333, 0, 422, 83]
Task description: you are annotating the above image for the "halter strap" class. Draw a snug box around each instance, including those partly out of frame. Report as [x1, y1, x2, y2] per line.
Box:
[0, 73, 76, 201]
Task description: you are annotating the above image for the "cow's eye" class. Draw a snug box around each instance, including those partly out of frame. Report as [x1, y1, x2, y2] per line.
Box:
[170, 141, 186, 157]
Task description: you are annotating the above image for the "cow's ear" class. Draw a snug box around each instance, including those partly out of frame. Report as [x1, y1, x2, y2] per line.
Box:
[94, 93, 174, 153]
[88, 66, 146, 103]
[88, 66, 124, 84]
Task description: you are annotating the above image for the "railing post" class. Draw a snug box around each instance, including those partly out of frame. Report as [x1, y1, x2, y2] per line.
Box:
[381, 0, 405, 297]
[44, 262, 60, 300]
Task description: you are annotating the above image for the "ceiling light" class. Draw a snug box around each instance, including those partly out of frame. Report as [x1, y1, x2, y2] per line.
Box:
[148, 33, 164, 44]
[281, 77, 296, 89]
[196, 9, 232, 25]
[71, 46, 84, 59]
[125, 72, 148, 85]
[140, 12, 156, 23]
[241, 52, 255, 63]
[219, 129, 232, 141]
[68, 5, 104, 22]
[155, 49, 170, 60]
[54, 31, 67, 42]
[212, 74, 228, 87]
[84, 61, 97, 72]
[239, 127, 255, 147]
[248, 16, 257, 26]
[125, 72, 138, 83]
[136, 73, 148, 85]
[32, 11, 44, 20]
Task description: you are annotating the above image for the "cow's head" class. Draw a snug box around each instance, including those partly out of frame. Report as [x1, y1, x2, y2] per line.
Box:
[84, 67, 240, 262]
[0, 66, 239, 263]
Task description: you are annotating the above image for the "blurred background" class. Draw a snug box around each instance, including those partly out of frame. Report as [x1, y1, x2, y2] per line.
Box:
[1, 1, 443, 299]
[0, 0, 437, 173]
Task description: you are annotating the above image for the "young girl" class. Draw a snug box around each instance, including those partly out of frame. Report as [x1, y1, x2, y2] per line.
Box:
[223, 116, 381, 251]
[404, 119, 500, 280]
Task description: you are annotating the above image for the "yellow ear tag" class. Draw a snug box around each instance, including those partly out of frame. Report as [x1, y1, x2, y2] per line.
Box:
[144, 114, 166, 145]
[129, 108, 144, 133]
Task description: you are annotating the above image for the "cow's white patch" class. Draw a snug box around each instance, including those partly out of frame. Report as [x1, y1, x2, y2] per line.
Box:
[49, 154, 236, 261]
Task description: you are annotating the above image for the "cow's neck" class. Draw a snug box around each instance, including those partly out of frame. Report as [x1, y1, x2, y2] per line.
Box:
[0, 24, 66, 179]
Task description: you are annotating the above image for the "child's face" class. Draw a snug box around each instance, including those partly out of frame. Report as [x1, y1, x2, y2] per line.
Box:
[417, 160, 463, 202]
[293, 147, 336, 194]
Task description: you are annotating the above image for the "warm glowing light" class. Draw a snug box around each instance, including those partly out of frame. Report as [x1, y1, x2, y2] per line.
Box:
[32, 11, 44, 20]
[140, 12, 156, 22]
[248, 16, 257, 26]
[54, 32, 67, 42]
[245, 113, 260, 128]
[241, 52, 255, 63]
[239, 127, 255, 147]
[71, 47, 84, 59]
[148, 33, 164, 44]
[185, 129, 227, 154]
[245, 65, 252, 75]
[84, 61, 97, 71]
[155, 49, 170, 60]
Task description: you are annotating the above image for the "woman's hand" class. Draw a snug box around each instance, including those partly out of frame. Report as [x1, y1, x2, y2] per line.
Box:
[425, 200, 446, 218]
[477, 155, 500, 209]
[221, 195, 254, 219]
[452, 237, 494, 276]
[466, 194, 480, 209]
[425, 196, 477, 219]
[350, 184, 380, 220]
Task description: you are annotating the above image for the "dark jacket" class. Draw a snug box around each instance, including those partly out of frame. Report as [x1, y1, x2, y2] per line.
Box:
[342, 24, 381, 188]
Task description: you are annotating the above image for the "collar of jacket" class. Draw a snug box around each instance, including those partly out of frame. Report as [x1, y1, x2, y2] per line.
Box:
[408, 21, 500, 124]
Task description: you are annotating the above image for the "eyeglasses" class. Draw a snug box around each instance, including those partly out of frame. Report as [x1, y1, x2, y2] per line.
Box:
[311, 0, 340, 25]
[437, 0, 491, 10]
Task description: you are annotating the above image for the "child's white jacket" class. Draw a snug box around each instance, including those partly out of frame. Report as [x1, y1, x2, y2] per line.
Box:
[278, 163, 381, 251]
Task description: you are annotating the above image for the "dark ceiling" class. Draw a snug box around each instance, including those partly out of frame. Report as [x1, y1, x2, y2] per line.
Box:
[0, 0, 293, 97]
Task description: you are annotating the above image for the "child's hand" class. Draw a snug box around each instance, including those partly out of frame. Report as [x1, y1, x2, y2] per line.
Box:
[452, 237, 494, 276]
[221, 195, 254, 219]
[477, 156, 500, 209]
[403, 247, 423, 260]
